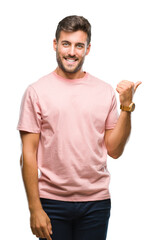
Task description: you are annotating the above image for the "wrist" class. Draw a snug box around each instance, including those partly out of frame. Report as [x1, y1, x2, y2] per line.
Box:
[29, 201, 43, 213]
[120, 102, 135, 112]
[120, 100, 132, 106]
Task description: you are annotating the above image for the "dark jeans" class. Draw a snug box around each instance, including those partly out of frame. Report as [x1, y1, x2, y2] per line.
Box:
[39, 197, 111, 240]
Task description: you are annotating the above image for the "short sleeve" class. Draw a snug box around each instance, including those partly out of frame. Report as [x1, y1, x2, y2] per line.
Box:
[105, 89, 119, 129]
[17, 85, 42, 133]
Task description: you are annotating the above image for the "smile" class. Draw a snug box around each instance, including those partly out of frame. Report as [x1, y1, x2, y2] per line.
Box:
[67, 59, 76, 62]
[64, 57, 78, 63]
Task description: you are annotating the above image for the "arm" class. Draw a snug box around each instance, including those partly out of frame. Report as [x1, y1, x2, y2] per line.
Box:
[105, 80, 142, 159]
[20, 131, 52, 240]
[105, 111, 131, 159]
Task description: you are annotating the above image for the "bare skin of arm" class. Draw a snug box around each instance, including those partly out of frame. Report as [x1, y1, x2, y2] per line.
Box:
[105, 80, 142, 159]
[20, 131, 52, 240]
[105, 111, 131, 158]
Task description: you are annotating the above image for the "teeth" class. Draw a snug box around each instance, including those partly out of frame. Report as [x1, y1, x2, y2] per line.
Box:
[67, 59, 75, 62]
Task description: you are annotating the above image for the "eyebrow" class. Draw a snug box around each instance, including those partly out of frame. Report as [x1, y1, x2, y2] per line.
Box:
[61, 40, 85, 46]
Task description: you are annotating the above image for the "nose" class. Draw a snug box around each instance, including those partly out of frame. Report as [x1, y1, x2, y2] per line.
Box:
[68, 45, 76, 56]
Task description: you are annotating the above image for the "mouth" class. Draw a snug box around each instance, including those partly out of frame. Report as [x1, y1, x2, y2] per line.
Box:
[64, 57, 78, 63]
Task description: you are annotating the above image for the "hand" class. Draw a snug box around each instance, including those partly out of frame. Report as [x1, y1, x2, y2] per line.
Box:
[116, 80, 142, 106]
[30, 208, 53, 240]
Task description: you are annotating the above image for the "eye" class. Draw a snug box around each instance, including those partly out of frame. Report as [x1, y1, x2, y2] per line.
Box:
[62, 42, 69, 47]
[76, 44, 84, 49]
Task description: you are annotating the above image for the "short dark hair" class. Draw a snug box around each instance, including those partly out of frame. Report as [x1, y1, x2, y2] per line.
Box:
[55, 15, 91, 45]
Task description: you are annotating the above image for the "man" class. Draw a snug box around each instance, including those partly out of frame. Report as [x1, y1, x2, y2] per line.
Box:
[17, 15, 141, 240]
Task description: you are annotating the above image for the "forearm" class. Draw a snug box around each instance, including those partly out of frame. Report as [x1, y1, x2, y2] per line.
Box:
[20, 152, 42, 212]
[106, 111, 131, 158]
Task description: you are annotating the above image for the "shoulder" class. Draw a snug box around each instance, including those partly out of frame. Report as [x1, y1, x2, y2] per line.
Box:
[21, 72, 54, 102]
[22, 71, 55, 99]
[30, 71, 54, 90]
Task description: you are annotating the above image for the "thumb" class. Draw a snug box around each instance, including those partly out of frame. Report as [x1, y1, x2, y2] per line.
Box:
[134, 81, 142, 92]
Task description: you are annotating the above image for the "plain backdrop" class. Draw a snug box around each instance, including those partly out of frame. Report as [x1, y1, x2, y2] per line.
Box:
[0, 0, 158, 239]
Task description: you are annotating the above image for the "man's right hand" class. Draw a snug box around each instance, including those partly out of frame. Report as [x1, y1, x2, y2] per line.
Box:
[30, 208, 53, 240]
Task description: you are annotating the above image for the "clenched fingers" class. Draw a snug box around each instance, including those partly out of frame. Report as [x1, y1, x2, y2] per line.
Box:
[30, 209, 53, 240]
[41, 225, 52, 240]
[116, 81, 134, 93]
[31, 224, 52, 240]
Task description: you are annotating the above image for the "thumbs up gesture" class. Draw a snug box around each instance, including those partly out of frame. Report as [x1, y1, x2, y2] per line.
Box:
[116, 80, 142, 106]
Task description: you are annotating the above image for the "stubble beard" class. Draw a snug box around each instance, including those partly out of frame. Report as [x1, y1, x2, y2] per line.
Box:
[56, 50, 85, 74]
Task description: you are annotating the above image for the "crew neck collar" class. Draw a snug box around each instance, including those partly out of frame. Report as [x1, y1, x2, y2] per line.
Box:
[52, 71, 89, 83]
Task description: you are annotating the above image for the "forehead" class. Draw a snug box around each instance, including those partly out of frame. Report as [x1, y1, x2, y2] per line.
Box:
[58, 30, 88, 44]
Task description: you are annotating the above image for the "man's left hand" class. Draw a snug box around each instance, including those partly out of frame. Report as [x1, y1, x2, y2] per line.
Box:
[116, 80, 142, 106]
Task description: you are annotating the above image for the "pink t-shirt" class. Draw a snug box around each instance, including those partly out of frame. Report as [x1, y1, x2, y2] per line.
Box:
[17, 71, 119, 201]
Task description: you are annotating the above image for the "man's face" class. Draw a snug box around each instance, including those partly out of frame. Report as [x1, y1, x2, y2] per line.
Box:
[53, 30, 91, 75]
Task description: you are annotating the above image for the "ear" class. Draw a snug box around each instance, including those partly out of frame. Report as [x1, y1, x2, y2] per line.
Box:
[53, 39, 57, 51]
[86, 43, 91, 56]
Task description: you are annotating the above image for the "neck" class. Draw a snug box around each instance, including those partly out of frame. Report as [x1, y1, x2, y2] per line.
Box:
[55, 67, 86, 79]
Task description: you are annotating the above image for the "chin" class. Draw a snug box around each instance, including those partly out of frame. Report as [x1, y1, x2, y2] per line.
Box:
[61, 64, 82, 74]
